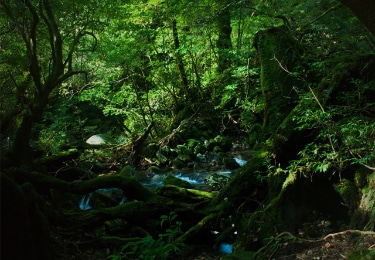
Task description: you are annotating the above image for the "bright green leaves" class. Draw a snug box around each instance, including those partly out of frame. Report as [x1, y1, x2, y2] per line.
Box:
[340, 120, 375, 167]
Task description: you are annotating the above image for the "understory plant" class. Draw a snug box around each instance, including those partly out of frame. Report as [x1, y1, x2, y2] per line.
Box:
[285, 77, 375, 183]
[108, 212, 185, 260]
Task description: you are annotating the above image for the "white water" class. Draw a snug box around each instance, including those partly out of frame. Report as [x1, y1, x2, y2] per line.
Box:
[79, 188, 126, 210]
[79, 194, 92, 211]
[79, 156, 247, 210]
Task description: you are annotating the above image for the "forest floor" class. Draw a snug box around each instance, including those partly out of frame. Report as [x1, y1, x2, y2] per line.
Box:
[51, 220, 375, 259]
[50, 146, 375, 259]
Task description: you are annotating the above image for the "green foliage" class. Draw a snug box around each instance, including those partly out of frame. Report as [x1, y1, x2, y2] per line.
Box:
[204, 173, 231, 191]
[290, 102, 375, 178]
[108, 212, 185, 260]
[347, 249, 375, 260]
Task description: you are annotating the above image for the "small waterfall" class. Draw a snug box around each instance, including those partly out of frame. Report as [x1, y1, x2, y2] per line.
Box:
[175, 172, 206, 185]
[234, 156, 247, 167]
[79, 194, 92, 211]
[119, 196, 127, 205]
[79, 189, 127, 210]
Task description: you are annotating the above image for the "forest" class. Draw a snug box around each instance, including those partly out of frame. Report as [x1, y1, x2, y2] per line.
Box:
[1, 0, 374, 259]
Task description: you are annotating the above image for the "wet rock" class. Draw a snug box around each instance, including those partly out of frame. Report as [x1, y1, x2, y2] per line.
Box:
[163, 175, 193, 189]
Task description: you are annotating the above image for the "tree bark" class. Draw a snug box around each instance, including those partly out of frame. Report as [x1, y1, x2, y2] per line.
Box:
[172, 20, 191, 102]
[216, 2, 233, 73]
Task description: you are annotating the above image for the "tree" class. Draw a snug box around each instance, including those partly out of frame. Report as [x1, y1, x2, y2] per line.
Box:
[216, 0, 233, 73]
[340, 0, 375, 36]
[0, 0, 100, 163]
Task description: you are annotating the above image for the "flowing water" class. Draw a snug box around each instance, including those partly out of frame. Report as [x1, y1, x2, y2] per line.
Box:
[79, 155, 247, 210]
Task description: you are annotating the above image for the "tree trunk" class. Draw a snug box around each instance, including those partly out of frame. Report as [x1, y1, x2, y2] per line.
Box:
[253, 26, 302, 135]
[12, 99, 47, 164]
[216, 3, 233, 73]
[172, 20, 191, 102]
[2, 0, 92, 165]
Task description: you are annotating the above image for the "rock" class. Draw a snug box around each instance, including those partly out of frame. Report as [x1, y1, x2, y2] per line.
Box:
[147, 166, 161, 174]
[86, 134, 111, 146]
[222, 157, 240, 170]
[163, 175, 193, 189]
[119, 165, 137, 178]
[205, 173, 231, 191]
[142, 143, 159, 158]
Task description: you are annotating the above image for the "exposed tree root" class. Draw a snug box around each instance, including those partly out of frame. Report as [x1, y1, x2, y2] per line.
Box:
[255, 230, 375, 259]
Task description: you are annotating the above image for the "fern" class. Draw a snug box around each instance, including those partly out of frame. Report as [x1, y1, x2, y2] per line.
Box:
[108, 212, 185, 260]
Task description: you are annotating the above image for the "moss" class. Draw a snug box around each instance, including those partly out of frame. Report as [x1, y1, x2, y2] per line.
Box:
[354, 167, 371, 188]
[163, 175, 193, 189]
[187, 139, 200, 149]
[254, 26, 302, 136]
[334, 179, 361, 213]
[141, 142, 159, 158]
[347, 249, 375, 260]
[172, 158, 186, 169]
[119, 165, 137, 178]
[267, 170, 288, 199]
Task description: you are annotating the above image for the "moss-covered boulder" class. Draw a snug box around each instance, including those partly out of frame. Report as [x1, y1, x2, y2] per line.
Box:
[163, 175, 193, 189]
[221, 157, 240, 170]
[214, 135, 233, 151]
[141, 142, 159, 158]
[204, 173, 231, 191]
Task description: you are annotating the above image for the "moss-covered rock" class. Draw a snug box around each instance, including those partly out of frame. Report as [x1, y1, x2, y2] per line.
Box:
[119, 165, 137, 178]
[172, 158, 186, 169]
[141, 142, 159, 158]
[214, 135, 232, 151]
[222, 157, 240, 170]
[204, 173, 231, 191]
[163, 175, 193, 189]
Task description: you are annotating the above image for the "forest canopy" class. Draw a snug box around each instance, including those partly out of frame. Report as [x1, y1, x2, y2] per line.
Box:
[1, 0, 375, 259]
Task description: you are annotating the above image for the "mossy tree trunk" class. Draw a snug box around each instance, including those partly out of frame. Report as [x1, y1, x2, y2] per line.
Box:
[253, 26, 303, 136]
[216, 0, 233, 73]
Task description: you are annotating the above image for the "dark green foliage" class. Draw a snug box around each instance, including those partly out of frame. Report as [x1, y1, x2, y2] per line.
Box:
[347, 249, 375, 260]
[2, 0, 375, 259]
[108, 212, 186, 260]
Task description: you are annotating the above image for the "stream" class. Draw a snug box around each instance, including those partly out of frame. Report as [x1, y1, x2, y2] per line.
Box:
[79, 155, 247, 210]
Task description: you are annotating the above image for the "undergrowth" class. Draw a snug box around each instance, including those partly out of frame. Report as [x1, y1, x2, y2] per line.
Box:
[108, 212, 186, 260]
